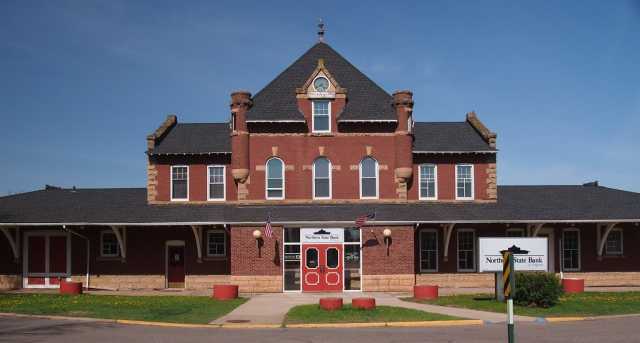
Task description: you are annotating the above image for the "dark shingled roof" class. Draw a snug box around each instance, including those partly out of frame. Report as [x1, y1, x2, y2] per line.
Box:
[149, 123, 230, 155]
[412, 122, 495, 152]
[247, 42, 396, 122]
[1, 185, 638, 224]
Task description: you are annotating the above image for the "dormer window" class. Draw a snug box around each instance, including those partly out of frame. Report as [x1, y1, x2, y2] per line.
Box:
[312, 101, 330, 133]
[313, 76, 329, 92]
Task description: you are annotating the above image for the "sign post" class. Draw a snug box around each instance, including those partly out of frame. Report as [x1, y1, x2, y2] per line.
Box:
[502, 250, 515, 343]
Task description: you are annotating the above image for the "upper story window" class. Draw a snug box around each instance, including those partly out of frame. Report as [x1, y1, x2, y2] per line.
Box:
[313, 76, 330, 92]
[455, 164, 474, 200]
[605, 228, 623, 256]
[359, 157, 378, 199]
[408, 115, 414, 133]
[312, 101, 330, 133]
[207, 165, 225, 201]
[230, 113, 237, 131]
[419, 164, 437, 200]
[266, 157, 285, 199]
[171, 166, 188, 201]
[313, 157, 331, 199]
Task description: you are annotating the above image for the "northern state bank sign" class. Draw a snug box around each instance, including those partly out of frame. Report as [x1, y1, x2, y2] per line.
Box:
[478, 238, 549, 272]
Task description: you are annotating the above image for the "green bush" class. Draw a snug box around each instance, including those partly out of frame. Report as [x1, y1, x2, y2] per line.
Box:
[513, 272, 563, 308]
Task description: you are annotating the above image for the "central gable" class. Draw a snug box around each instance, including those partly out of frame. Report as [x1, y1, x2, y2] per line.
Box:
[246, 42, 396, 122]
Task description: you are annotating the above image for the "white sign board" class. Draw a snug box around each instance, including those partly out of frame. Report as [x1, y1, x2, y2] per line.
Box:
[478, 237, 548, 272]
[301, 228, 343, 243]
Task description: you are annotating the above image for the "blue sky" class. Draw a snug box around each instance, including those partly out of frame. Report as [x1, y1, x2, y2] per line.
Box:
[1, 0, 639, 195]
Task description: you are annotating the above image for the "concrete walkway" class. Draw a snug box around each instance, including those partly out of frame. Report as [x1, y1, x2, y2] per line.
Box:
[211, 292, 535, 325]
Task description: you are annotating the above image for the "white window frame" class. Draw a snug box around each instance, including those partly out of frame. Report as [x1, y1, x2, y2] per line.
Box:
[562, 228, 581, 271]
[312, 157, 332, 200]
[456, 228, 476, 272]
[265, 157, 285, 200]
[506, 228, 525, 237]
[100, 230, 120, 257]
[455, 164, 474, 200]
[170, 165, 189, 201]
[605, 227, 623, 256]
[207, 165, 226, 201]
[418, 164, 438, 200]
[206, 229, 226, 257]
[312, 100, 331, 133]
[419, 229, 438, 272]
[359, 157, 379, 199]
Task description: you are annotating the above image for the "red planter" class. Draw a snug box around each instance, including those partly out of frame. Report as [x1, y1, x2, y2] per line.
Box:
[212, 284, 239, 300]
[413, 285, 439, 300]
[562, 278, 585, 294]
[352, 297, 376, 310]
[319, 297, 343, 311]
[59, 281, 83, 295]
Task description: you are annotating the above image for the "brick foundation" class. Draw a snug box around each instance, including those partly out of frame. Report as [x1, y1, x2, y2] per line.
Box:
[70, 275, 165, 290]
[230, 275, 283, 293]
[0, 274, 21, 290]
[562, 272, 640, 287]
[186, 275, 232, 289]
[416, 273, 495, 288]
[362, 274, 415, 291]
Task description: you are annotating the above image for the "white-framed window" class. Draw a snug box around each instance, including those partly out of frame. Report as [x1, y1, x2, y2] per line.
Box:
[206, 230, 226, 257]
[313, 157, 331, 199]
[207, 165, 226, 201]
[455, 164, 474, 200]
[506, 228, 525, 237]
[359, 157, 379, 199]
[419, 229, 438, 272]
[100, 231, 119, 257]
[230, 113, 237, 131]
[457, 229, 476, 272]
[562, 228, 581, 271]
[171, 165, 189, 201]
[605, 228, 623, 256]
[419, 164, 437, 200]
[266, 157, 285, 199]
[408, 115, 414, 133]
[312, 100, 330, 133]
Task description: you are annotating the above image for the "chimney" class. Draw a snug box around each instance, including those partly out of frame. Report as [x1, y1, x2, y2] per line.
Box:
[392, 90, 414, 200]
[230, 91, 252, 199]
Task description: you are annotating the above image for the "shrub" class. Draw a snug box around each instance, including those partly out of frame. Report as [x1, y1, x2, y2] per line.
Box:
[513, 272, 563, 308]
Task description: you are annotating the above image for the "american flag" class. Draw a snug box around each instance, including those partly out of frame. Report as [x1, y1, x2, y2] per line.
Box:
[264, 214, 273, 239]
[355, 212, 376, 228]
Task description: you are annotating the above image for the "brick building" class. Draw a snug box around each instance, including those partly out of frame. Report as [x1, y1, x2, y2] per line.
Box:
[1, 37, 640, 292]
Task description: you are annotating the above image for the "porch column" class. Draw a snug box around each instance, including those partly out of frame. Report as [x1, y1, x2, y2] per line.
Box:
[442, 223, 455, 262]
[110, 226, 127, 262]
[0, 226, 20, 262]
[191, 225, 203, 263]
[596, 222, 618, 261]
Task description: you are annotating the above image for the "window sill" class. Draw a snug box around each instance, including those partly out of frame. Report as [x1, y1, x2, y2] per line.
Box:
[97, 256, 122, 262]
[203, 256, 227, 261]
[310, 132, 333, 137]
[603, 254, 624, 259]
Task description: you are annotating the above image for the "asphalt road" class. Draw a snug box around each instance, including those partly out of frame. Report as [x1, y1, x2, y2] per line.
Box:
[1, 316, 640, 343]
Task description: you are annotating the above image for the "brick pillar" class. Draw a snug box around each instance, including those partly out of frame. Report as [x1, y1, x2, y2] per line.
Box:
[486, 163, 497, 200]
[393, 90, 414, 200]
[230, 91, 252, 200]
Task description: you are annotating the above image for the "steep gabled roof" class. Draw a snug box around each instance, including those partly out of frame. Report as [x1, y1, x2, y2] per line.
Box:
[412, 122, 496, 153]
[149, 123, 231, 155]
[247, 42, 396, 122]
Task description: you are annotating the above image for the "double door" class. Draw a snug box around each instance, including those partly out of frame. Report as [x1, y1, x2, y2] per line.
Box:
[302, 244, 342, 292]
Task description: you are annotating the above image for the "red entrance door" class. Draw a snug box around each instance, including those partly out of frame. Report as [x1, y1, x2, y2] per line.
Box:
[167, 245, 185, 288]
[302, 244, 342, 292]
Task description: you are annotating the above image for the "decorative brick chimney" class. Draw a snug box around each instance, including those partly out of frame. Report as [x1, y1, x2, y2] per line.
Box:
[146, 114, 177, 203]
[230, 91, 252, 200]
[466, 111, 498, 200]
[393, 90, 414, 200]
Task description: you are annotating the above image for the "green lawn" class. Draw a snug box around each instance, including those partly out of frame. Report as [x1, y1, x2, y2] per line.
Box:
[285, 304, 460, 324]
[405, 292, 640, 317]
[0, 294, 246, 324]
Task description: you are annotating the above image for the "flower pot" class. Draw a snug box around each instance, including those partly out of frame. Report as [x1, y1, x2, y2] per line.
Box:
[319, 297, 343, 311]
[562, 278, 584, 293]
[212, 284, 239, 300]
[413, 285, 438, 300]
[59, 281, 83, 295]
[352, 297, 376, 310]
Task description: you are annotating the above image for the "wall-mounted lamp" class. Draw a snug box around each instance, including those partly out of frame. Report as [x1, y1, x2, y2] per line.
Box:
[383, 228, 392, 256]
[253, 230, 264, 257]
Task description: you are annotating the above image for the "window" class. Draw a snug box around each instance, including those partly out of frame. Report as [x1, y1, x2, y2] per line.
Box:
[171, 166, 188, 201]
[207, 165, 225, 201]
[420, 230, 438, 272]
[313, 157, 331, 199]
[360, 157, 378, 199]
[312, 101, 330, 133]
[206, 230, 226, 257]
[605, 228, 623, 256]
[562, 229, 580, 271]
[101, 231, 119, 257]
[344, 227, 361, 291]
[419, 164, 437, 200]
[284, 228, 301, 291]
[266, 158, 284, 199]
[457, 229, 475, 272]
[408, 115, 413, 133]
[231, 113, 236, 131]
[326, 248, 339, 269]
[456, 164, 474, 200]
[506, 228, 525, 237]
[306, 248, 318, 269]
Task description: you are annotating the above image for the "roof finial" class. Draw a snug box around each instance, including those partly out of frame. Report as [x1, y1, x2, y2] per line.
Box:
[317, 18, 325, 42]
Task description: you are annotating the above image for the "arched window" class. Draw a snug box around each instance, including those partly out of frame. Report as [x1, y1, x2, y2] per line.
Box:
[359, 157, 378, 199]
[313, 157, 331, 199]
[266, 157, 284, 199]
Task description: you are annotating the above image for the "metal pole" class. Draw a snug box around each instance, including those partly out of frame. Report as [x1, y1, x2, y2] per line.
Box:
[507, 253, 515, 343]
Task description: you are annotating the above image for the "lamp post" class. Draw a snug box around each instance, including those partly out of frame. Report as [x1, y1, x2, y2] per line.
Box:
[253, 230, 263, 257]
[383, 229, 392, 256]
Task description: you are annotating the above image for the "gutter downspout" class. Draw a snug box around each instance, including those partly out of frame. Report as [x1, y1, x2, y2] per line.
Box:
[62, 225, 90, 290]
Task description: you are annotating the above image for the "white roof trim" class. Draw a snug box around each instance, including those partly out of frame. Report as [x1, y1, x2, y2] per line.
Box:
[246, 119, 307, 123]
[339, 119, 397, 122]
[413, 150, 497, 154]
[149, 152, 231, 156]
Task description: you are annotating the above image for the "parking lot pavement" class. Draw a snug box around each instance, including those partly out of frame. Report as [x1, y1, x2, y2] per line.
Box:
[1, 315, 640, 342]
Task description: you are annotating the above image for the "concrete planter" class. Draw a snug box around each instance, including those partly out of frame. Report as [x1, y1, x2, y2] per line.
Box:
[352, 297, 376, 310]
[562, 278, 585, 293]
[319, 297, 343, 311]
[212, 284, 239, 300]
[413, 285, 438, 300]
[59, 281, 83, 295]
